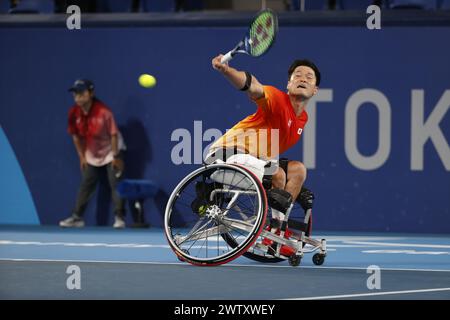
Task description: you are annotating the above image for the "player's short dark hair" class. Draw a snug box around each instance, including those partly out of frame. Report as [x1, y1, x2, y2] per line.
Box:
[288, 59, 321, 86]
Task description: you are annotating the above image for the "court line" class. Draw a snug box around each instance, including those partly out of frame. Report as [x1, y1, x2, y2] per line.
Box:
[345, 241, 450, 249]
[363, 249, 449, 255]
[1, 257, 450, 272]
[323, 236, 408, 241]
[287, 287, 450, 300]
[7, 238, 446, 249]
[0, 240, 169, 248]
[0, 240, 351, 249]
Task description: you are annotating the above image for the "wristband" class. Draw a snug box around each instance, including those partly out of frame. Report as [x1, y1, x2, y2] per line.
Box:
[240, 71, 252, 91]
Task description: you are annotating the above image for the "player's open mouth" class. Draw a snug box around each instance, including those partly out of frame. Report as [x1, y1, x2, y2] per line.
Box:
[297, 84, 307, 89]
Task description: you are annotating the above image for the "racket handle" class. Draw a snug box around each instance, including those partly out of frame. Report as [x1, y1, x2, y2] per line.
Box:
[221, 51, 234, 64]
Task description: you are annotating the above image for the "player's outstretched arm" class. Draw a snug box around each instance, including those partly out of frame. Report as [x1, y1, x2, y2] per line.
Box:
[212, 54, 264, 100]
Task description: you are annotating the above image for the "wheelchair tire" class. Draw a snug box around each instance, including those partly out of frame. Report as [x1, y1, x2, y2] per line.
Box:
[165, 163, 268, 266]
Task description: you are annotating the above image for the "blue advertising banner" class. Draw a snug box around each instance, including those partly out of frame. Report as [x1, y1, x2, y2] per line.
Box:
[1, 23, 449, 232]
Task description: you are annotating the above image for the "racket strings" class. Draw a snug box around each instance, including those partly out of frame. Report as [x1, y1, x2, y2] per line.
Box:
[249, 12, 276, 57]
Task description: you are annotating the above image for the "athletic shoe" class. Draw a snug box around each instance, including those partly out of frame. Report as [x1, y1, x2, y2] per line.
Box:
[113, 216, 126, 229]
[59, 215, 85, 228]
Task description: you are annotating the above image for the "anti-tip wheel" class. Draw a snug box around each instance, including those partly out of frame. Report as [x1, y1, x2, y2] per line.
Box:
[312, 253, 325, 266]
[288, 255, 302, 267]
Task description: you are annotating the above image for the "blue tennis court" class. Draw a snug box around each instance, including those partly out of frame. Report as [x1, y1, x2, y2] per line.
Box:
[1, 225, 449, 300]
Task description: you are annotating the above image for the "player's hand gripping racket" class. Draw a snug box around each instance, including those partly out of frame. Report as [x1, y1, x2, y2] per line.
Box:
[221, 9, 278, 64]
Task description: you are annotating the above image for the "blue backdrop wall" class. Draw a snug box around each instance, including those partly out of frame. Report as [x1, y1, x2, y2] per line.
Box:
[0, 22, 449, 232]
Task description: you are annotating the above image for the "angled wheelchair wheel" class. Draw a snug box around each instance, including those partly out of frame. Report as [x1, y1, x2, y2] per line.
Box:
[165, 163, 268, 266]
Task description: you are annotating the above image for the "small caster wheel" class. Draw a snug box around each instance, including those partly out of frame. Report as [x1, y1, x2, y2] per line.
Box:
[288, 255, 301, 267]
[177, 249, 190, 262]
[312, 253, 325, 266]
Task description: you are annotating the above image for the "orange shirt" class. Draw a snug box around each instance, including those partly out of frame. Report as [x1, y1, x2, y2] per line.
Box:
[210, 86, 308, 159]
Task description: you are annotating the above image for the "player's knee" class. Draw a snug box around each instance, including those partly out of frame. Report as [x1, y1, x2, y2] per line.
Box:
[271, 167, 286, 189]
[288, 161, 307, 183]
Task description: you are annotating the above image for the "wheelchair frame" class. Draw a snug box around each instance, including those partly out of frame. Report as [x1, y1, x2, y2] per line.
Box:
[164, 161, 327, 267]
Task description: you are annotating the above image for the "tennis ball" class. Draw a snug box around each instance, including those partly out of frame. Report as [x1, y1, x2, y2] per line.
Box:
[139, 74, 156, 88]
[198, 205, 207, 216]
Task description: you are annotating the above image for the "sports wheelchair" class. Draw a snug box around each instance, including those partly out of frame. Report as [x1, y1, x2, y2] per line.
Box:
[164, 154, 327, 267]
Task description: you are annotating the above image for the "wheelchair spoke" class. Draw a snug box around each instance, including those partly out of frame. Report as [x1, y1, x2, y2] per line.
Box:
[188, 224, 231, 243]
[233, 198, 257, 216]
[186, 220, 221, 255]
[220, 216, 255, 234]
[231, 205, 251, 221]
[194, 220, 211, 258]
[176, 217, 212, 245]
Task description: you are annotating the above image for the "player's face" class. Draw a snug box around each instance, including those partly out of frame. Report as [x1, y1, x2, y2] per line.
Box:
[73, 90, 94, 108]
[287, 66, 318, 99]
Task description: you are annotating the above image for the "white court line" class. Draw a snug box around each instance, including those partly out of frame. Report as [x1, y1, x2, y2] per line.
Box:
[1, 258, 450, 273]
[0, 240, 356, 249]
[0, 240, 170, 248]
[287, 287, 450, 300]
[0, 258, 187, 266]
[323, 236, 408, 241]
[345, 241, 450, 249]
[363, 249, 449, 255]
[0, 240, 227, 250]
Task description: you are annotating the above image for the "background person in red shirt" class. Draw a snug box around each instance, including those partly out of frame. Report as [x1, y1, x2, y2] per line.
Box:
[60, 79, 126, 228]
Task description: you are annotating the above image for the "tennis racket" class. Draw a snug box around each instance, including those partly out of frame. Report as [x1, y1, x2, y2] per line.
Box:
[221, 9, 278, 64]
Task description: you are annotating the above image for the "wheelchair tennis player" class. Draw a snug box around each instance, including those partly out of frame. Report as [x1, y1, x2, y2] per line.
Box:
[200, 54, 322, 258]
[165, 55, 326, 266]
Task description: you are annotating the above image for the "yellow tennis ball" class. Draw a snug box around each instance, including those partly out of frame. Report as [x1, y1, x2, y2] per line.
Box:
[139, 74, 156, 88]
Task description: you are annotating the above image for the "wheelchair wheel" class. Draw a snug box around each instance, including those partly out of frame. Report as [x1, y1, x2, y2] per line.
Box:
[165, 163, 268, 266]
